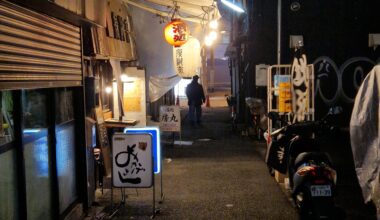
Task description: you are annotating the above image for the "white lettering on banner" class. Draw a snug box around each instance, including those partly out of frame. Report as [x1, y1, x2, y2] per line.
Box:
[291, 54, 309, 122]
[277, 146, 285, 164]
[292, 54, 308, 87]
[295, 90, 308, 121]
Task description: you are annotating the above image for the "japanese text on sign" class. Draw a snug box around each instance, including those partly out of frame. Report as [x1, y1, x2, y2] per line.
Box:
[159, 105, 181, 132]
[112, 133, 153, 188]
[124, 127, 161, 174]
[176, 48, 184, 74]
[172, 23, 187, 42]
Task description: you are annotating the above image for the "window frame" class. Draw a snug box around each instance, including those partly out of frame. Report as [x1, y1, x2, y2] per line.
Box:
[0, 87, 85, 220]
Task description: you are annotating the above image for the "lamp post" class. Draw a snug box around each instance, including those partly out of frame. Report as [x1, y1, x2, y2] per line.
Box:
[278, 0, 282, 65]
[209, 46, 215, 92]
[202, 18, 219, 106]
[201, 46, 209, 105]
[206, 19, 219, 93]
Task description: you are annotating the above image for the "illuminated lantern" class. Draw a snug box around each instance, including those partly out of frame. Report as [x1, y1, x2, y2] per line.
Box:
[173, 36, 201, 78]
[164, 19, 189, 47]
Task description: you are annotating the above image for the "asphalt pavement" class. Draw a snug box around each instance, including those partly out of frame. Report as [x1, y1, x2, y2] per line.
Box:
[91, 107, 298, 219]
[89, 106, 378, 220]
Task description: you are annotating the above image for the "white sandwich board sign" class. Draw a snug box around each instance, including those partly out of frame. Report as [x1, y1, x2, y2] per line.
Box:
[112, 133, 153, 188]
[159, 105, 181, 132]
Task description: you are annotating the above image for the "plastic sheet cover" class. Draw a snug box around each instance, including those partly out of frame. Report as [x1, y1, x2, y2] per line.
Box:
[149, 74, 181, 102]
[350, 65, 380, 203]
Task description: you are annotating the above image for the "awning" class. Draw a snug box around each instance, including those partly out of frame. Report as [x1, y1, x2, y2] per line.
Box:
[123, 0, 221, 24]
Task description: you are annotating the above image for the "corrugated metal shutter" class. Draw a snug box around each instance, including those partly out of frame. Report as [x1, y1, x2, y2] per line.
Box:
[0, 1, 82, 90]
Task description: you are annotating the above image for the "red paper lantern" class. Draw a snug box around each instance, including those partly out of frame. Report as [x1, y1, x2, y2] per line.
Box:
[164, 19, 189, 47]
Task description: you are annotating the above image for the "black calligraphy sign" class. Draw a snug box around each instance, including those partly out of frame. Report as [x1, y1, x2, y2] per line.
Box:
[115, 143, 146, 184]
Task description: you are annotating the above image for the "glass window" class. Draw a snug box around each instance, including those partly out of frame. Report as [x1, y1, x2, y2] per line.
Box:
[0, 91, 14, 146]
[98, 62, 113, 110]
[56, 122, 77, 213]
[55, 89, 77, 213]
[0, 148, 18, 220]
[22, 90, 52, 220]
[55, 88, 74, 124]
[23, 90, 47, 128]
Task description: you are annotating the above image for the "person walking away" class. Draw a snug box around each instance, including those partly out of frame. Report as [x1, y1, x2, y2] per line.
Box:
[186, 75, 205, 126]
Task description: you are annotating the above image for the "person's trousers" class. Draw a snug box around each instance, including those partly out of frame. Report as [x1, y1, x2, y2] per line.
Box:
[189, 104, 202, 124]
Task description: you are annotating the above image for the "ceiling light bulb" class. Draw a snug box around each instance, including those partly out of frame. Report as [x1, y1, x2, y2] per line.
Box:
[205, 36, 213, 47]
[221, 0, 245, 13]
[105, 86, 112, 94]
[209, 20, 218, 29]
[121, 74, 128, 82]
[209, 31, 218, 41]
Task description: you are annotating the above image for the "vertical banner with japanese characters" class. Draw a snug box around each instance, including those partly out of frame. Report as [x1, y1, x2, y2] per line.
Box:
[159, 105, 181, 132]
[112, 133, 153, 188]
[291, 53, 309, 122]
[172, 36, 201, 78]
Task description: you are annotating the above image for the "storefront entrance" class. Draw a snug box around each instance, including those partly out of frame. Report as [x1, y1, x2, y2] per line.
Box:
[0, 88, 82, 220]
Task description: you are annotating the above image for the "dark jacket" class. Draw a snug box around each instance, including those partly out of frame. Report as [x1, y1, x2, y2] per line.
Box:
[186, 81, 205, 106]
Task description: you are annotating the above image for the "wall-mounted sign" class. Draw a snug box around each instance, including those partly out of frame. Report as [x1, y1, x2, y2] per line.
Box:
[104, 0, 136, 60]
[124, 127, 161, 174]
[278, 75, 292, 113]
[164, 19, 189, 47]
[112, 133, 153, 188]
[173, 36, 201, 78]
[255, 64, 269, 86]
[159, 105, 181, 132]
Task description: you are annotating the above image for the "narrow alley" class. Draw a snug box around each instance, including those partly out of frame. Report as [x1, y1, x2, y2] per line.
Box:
[87, 103, 379, 220]
[92, 106, 298, 219]
[1, 1, 380, 220]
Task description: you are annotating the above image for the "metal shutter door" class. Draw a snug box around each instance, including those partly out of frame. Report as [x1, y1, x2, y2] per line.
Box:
[0, 1, 82, 90]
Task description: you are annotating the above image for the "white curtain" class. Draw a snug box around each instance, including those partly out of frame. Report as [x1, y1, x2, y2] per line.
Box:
[149, 74, 181, 102]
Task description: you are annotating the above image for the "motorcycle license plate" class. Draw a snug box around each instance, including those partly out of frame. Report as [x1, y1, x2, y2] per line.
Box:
[310, 185, 331, 197]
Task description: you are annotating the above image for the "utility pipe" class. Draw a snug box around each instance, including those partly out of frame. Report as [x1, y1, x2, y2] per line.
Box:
[277, 0, 282, 65]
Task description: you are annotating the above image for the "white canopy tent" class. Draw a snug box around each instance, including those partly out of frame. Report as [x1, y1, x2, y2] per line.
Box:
[124, 0, 221, 24]
[124, 0, 221, 102]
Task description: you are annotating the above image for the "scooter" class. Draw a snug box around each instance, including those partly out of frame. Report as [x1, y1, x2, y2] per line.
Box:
[266, 107, 344, 219]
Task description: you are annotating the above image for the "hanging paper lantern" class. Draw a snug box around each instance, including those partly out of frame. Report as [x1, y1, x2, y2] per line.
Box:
[164, 19, 189, 47]
[173, 36, 201, 78]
